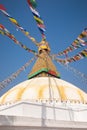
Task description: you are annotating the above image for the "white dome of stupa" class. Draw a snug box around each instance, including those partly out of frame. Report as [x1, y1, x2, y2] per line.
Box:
[0, 77, 87, 104]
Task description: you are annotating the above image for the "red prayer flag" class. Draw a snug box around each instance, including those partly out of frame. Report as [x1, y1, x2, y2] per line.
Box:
[27, 0, 32, 7]
[0, 4, 6, 11]
[0, 24, 5, 29]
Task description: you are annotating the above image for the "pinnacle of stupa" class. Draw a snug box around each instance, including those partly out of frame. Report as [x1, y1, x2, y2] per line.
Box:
[28, 40, 60, 79]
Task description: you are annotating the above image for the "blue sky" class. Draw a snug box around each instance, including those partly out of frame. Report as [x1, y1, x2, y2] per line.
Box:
[0, 0, 87, 96]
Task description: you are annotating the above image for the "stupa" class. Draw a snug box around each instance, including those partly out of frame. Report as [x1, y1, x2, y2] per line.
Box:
[0, 40, 87, 130]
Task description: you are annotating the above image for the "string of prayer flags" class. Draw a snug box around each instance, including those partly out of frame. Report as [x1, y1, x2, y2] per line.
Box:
[53, 48, 87, 64]
[67, 48, 87, 63]
[0, 24, 37, 56]
[78, 28, 87, 39]
[0, 57, 35, 90]
[52, 28, 87, 57]
[27, 0, 46, 40]
[0, 4, 38, 46]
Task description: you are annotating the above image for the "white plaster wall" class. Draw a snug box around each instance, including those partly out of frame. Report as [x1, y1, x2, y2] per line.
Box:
[0, 101, 87, 122]
[0, 115, 87, 130]
[74, 110, 87, 121]
[22, 102, 70, 120]
[0, 103, 23, 116]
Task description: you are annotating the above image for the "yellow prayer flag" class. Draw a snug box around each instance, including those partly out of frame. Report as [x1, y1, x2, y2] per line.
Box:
[34, 16, 43, 24]
[30, 37, 36, 42]
[25, 31, 29, 36]
[82, 50, 87, 57]
[9, 18, 18, 24]
[0, 30, 5, 35]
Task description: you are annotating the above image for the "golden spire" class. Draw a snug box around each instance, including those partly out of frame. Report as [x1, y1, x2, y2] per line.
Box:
[28, 40, 60, 79]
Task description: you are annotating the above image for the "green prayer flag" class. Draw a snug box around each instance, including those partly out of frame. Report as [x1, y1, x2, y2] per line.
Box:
[30, 0, 37, 8]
